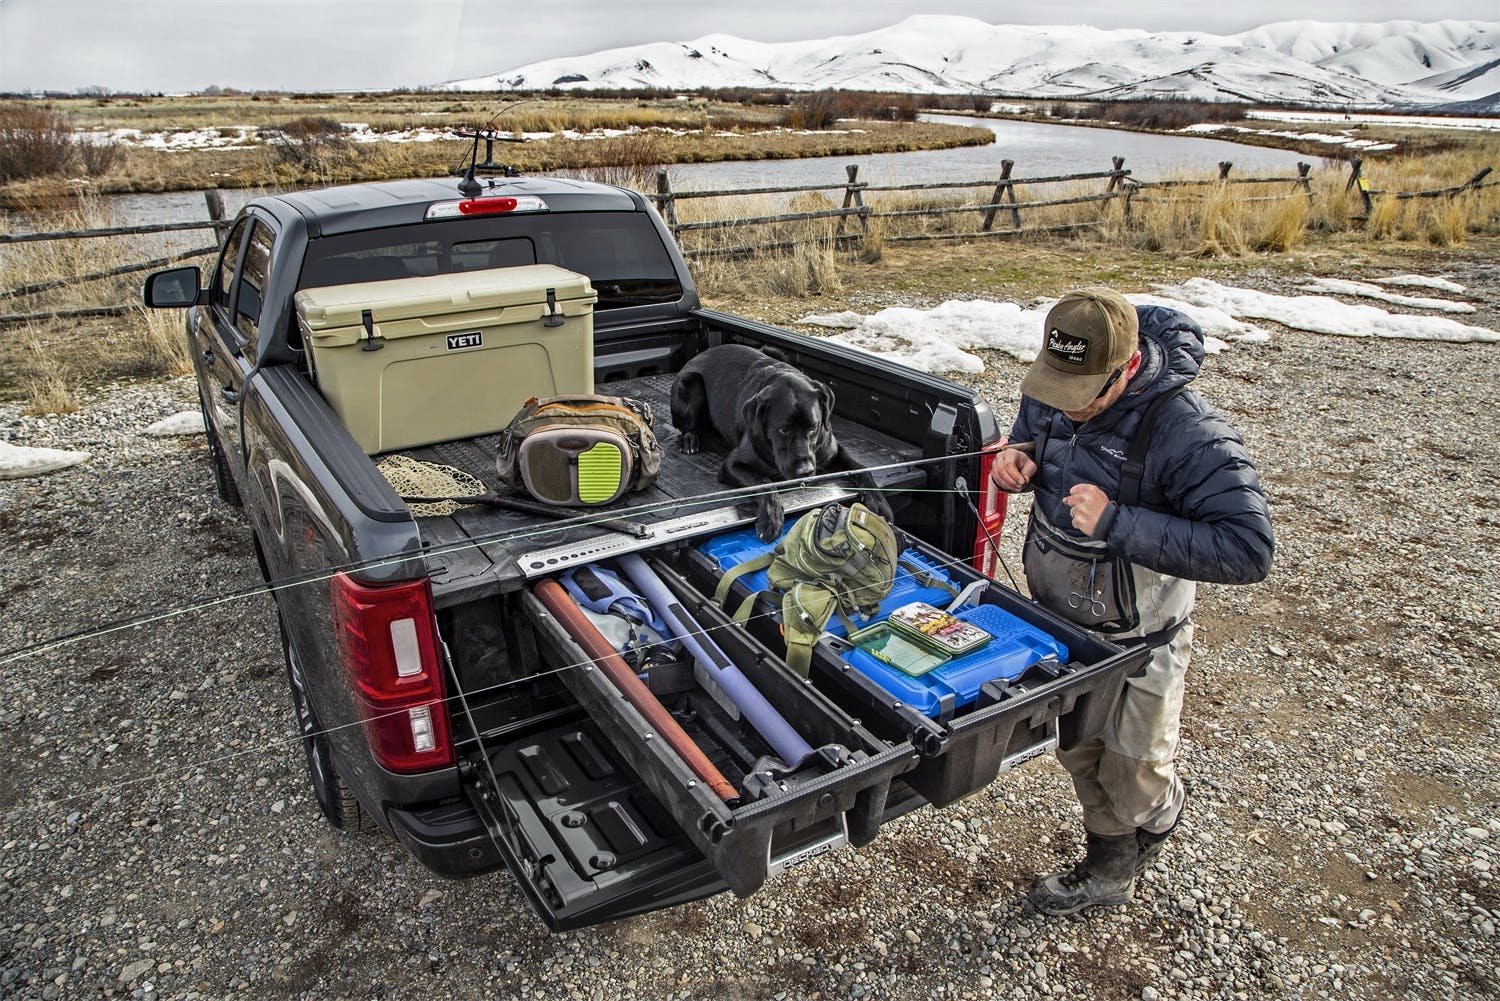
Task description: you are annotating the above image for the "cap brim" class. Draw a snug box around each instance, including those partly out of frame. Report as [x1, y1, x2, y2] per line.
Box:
[1020, 356, 1114, 412]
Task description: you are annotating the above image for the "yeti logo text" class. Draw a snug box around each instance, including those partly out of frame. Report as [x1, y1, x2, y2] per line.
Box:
[1046, 328, 1089, 365]
[446, 332, 484, 351]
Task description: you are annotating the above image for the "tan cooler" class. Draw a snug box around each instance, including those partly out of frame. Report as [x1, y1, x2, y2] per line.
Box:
[295, 264, 597, 454]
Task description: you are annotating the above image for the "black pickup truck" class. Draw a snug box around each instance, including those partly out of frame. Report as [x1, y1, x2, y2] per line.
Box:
[144, 173, 1144, 931]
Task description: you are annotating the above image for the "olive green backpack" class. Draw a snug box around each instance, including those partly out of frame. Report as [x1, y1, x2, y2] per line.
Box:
[713, 502, 902, 678]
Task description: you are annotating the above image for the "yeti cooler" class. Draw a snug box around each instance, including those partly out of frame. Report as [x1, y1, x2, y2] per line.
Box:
[295, 264, 597, 454]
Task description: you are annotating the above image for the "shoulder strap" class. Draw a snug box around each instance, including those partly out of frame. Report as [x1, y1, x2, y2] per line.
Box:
[713, 551, 777, 608]
[1118, 386, 1188, 508]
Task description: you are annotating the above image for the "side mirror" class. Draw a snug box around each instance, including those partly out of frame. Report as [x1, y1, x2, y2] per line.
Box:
[143, 266, 204, 307]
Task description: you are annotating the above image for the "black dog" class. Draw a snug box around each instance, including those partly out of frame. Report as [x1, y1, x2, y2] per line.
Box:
[671, 344, 894, 541]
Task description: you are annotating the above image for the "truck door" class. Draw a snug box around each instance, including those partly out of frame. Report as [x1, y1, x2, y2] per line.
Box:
[192, 216, 275, 477]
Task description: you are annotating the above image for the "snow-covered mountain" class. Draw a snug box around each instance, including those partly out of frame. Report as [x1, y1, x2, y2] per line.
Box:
[441, 17, 1499, 108]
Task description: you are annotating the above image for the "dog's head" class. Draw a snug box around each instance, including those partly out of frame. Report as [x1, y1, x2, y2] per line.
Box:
[741, 376, 836, 480]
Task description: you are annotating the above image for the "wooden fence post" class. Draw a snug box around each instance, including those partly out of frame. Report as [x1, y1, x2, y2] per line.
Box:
[1106, 157, 1132, 221]
[656, 169, 679, 231]
[1459, 166, 1494, 196]
[981, 160, 1021, 232]
[204, 190, 227, 248]
[1346, 157, 1373, 216]
[1218, 161, 1233, 181]
[1296, 162, 1313, 203]
[837, 164, 868, 239]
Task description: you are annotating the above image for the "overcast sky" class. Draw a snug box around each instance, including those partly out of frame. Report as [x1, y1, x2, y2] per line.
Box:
[2, 0, 1496, 93]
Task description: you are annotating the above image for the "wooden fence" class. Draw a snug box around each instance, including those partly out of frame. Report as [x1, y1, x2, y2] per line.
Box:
[2, 157, 1496, 326]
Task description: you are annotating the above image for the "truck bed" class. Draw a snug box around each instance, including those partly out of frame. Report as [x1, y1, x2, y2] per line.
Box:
[395, 372, 927, 607]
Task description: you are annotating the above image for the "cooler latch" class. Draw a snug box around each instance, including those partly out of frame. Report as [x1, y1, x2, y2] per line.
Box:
[544, 288, 563, 327]
[361, 308, 385, 351]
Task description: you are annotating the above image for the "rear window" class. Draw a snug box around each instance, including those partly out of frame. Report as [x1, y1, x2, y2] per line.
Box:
[297, 212, 683, 310]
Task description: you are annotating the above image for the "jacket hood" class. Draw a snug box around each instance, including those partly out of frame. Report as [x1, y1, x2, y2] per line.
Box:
[1119, 304, 1206, 411]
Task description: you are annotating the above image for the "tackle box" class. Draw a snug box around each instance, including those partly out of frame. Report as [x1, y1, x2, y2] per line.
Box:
[684, 524, 1144, 808]
[294, 264, 597, 454]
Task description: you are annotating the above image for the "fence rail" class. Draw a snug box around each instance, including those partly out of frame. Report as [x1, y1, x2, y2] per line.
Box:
[1, 158, 1495, 325]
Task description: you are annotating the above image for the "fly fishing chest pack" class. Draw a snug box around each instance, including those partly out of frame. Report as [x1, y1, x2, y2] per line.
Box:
[496, 394, 664, 506]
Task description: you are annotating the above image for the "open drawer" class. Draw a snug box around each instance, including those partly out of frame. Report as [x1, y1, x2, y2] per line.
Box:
[457, 555, 918, 930]
[680, 532, 1147, 808]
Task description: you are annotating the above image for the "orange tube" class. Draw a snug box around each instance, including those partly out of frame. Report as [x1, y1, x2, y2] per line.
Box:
[534, 579, 738, 804]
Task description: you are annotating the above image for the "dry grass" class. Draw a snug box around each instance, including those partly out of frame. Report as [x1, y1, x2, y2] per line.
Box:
[136, 305, 195, 377]
[17, 329, 78, 415]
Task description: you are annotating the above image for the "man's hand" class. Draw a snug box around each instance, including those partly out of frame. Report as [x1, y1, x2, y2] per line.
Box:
[990, 447, 1037, 493]
[1063, 483, 1110, 537]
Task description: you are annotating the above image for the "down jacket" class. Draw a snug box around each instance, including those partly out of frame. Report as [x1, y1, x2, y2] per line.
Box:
[1009, 304, 1274, 585]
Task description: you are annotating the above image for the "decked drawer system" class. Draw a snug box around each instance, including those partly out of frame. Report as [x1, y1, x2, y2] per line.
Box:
[444, 486, 1143, 930]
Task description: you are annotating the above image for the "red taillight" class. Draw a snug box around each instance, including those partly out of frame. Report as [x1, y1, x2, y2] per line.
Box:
[331, 573, 454, 773]
[459, 196, 517, 215]
[971, 442, 1009, 576]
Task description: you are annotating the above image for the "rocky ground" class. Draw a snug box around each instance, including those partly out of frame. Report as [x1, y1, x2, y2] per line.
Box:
[0, 242, 1497, 1000]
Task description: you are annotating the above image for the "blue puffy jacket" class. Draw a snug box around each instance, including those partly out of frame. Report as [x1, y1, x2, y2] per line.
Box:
[1009, 304, 1273, 585]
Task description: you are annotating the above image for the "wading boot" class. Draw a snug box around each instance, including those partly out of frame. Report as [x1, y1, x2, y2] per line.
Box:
[1029, 831, 1139, 916]
[1135, 813, 1181, 876]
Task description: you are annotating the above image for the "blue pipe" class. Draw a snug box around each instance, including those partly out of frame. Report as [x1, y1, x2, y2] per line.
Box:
[615, 553, 815, 767]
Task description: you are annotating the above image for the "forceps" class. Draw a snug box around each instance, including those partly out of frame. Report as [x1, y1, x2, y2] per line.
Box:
[1068, 560, 1107, 617]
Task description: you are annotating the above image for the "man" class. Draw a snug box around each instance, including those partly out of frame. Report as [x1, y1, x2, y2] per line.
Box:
[990, 288, 1273, 916]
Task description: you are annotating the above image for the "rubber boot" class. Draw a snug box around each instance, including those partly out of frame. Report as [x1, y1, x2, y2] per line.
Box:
[1029, 831, 1138, 916]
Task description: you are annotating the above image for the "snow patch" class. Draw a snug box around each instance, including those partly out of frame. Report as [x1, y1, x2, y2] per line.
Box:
[1375, 274, 1466, 293]
[1299, 278, 1476, 314]
[0, 441, 90, 480]
[1156, 278, 1500, 343]
[142, 411, 207, 437]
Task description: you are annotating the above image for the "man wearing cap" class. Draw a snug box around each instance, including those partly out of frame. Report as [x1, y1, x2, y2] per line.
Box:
[991, 288, 1273, 916]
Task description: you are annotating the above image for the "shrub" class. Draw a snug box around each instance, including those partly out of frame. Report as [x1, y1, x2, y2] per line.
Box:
[75, 136, 125, 176]
[0, 103, 77, 181]
[262, 114, 353, 169]
[783, 93, 841, 130]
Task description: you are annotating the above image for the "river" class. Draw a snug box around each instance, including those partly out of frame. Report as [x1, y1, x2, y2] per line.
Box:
[15, 114, 1317, 235]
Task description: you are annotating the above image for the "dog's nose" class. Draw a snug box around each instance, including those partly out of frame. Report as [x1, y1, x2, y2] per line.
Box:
[789, 462, 816, 479]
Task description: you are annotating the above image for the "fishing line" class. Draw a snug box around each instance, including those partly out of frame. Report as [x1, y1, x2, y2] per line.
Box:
[0, 446, 1008, 667]
[19, 539, 1016, 815]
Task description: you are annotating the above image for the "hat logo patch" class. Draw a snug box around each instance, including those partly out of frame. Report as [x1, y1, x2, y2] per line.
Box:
[1046, 328, 1089, 365]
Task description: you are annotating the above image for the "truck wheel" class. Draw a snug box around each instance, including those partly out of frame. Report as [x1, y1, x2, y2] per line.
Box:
[201, 397, 242, 507]
[280, 623, 377, 834]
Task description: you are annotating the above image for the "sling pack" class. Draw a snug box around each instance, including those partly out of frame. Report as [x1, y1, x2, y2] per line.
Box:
[1022, 386, 1187, 634]
[496, 394, 663, 506]
[713, 502, 906, 678]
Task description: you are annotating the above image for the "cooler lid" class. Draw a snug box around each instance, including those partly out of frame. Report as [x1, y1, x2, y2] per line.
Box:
[295, 263, 596, 332]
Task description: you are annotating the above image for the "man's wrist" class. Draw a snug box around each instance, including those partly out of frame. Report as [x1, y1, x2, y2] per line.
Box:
[1092, 501, 1119, 540]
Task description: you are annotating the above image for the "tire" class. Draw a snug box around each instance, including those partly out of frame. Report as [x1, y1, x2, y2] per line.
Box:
[201, 396, 242, 507]
[279, 619, 378, 834]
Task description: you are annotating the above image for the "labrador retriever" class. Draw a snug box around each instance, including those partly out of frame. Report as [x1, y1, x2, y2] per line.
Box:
[670, 344, 894, 540]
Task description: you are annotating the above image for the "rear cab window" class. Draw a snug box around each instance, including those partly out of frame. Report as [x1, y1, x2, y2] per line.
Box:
[296, 212, 683, 310]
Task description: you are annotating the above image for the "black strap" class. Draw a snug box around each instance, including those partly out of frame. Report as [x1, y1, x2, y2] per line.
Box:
[1117, 386, 1188, 508]
[1132, 617, 1189, 651]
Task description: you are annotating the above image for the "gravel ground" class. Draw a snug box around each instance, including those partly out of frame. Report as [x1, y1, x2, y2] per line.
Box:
[1, 251, 1498, 1001]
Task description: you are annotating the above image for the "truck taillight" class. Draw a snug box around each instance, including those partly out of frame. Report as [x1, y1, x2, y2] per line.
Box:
[971, 442, 1008, 577]
[331, 573, 454, 773]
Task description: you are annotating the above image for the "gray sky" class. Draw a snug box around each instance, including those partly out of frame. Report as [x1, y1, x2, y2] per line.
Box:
[2, 0, 1496, 93]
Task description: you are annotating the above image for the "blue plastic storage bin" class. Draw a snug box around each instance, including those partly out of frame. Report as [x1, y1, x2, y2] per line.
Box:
[695, 527, 1069, 718]
[840, 603, 1069, 718]
[696, 528, 963, 637]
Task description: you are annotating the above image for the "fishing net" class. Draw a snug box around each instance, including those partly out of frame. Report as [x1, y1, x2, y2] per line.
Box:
[375, 454, 485, 517]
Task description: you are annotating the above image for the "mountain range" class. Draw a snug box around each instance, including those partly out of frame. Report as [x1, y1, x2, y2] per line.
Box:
[441, 17, 1499, 109]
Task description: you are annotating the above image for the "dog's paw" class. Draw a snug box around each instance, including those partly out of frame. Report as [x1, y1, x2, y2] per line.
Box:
[678, 431, 700, 454]
[755, 495, 785, 542]
[859, 489, 894, 522]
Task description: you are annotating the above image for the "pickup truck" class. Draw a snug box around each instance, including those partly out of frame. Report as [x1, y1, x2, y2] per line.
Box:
[143, 173, 1144, 931]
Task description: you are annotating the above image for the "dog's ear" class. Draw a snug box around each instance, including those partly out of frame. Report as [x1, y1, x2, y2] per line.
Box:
[739, 387, 770, 443]
[815, 381, 836, 425]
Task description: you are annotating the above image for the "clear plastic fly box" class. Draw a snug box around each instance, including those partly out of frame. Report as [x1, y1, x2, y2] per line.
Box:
[294, 264, 598, 454]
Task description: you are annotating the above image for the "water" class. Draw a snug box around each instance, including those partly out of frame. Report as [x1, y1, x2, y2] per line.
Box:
[662, 114, 1315, 191]
[13, 116, 1316, 231]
